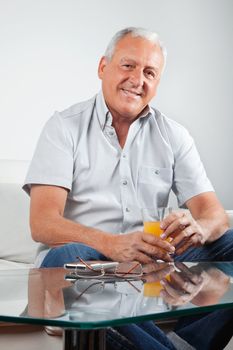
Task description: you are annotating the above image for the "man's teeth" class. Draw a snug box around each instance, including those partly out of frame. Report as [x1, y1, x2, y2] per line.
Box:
[122, 89, 141, 96]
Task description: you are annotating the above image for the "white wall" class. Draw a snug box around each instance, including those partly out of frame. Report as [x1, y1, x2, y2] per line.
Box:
[1, 0, 232, 208]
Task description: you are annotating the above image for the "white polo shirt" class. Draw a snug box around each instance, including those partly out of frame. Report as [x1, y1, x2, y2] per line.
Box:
[23, 91, 213, 246]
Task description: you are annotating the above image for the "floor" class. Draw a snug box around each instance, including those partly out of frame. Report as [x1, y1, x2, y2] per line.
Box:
[0, 325, 62, 350]
[225, 337, 233, 350]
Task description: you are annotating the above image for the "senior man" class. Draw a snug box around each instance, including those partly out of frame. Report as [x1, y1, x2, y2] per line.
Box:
[23, 27, 233, 349]
[23, 27, 232, 266]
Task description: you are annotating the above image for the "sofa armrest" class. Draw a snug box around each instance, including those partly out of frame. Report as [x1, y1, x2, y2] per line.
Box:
[226, 210, 233, 228]
[0, 183, 39, 265]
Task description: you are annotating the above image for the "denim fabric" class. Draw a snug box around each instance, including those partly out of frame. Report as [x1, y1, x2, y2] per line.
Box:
[40, 243, 108, 268]
[174, 308, 233, 350]
[175, 229, 233, 262]
[107, 322, 176, 350]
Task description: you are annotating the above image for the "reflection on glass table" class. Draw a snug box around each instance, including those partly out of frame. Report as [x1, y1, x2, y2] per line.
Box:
[62, 261, 233, 323]
[0, 261, 232, 350]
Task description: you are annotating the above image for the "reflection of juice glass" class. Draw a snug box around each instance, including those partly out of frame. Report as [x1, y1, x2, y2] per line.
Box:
[143, 281, 164, 296]
[142, 207, 172, 241]
[143, 275, 171, 297]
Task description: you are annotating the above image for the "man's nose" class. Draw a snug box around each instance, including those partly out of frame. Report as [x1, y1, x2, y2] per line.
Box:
[129, 69, 144, 88]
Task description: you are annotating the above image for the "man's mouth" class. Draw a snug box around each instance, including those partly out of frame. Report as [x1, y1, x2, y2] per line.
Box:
[120, 88, 142, 98]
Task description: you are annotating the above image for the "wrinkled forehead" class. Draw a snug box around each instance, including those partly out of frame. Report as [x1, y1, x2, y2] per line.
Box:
[112, 35, 164, 67]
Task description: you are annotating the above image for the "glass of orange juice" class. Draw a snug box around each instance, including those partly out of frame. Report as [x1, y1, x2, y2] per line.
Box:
[142, 207, 172, 241]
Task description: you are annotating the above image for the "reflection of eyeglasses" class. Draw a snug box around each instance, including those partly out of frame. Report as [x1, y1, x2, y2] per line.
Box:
[71, 257, 143, 280]
[72, 278, 143, 301]
[75, 280, 106, 300]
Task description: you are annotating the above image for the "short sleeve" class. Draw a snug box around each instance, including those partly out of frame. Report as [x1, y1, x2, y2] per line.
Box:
[170, 126, 214, 207]
[23, 111, 74, 194]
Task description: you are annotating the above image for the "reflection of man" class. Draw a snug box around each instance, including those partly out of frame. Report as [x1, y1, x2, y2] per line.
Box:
[27, 268, 69, 319]
[159, 262, 231, 306]
[23, 27, 233, 349]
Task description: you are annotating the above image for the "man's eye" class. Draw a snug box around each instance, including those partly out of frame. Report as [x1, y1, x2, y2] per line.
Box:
[123, 64, 133, 69]
[145, 71, 155, 79]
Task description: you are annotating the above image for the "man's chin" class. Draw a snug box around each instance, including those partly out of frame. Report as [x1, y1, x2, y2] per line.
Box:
[118, 107, 144, 120]
[108, 101, 146, 121]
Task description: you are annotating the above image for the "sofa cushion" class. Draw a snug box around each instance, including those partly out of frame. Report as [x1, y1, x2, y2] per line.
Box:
[0, 259, 34, 270]
[227, 210, 233, 228]
[0, 183, 39, 264]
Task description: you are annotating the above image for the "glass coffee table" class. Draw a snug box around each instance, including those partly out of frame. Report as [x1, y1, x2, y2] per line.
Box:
[0, 261, 232, 350]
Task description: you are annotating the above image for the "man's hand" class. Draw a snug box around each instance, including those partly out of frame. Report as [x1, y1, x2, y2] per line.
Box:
[160, 210, 206, 256]
[142, 261, 175, 282]
[106, 231, 175, 263]
[160, 263, 204, 306]
[160, 192, 229, 256]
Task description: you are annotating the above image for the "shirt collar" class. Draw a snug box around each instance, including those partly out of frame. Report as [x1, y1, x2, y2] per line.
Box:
[95, 90, 154, 130]
[96, 91, 110, 130]
[138, 105, 154, 120]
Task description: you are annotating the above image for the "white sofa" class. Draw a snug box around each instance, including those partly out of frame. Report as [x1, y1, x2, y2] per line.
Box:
[0, 160, 63, 349]
[0, 160, 233, 349]
[0, 160, 40, 270]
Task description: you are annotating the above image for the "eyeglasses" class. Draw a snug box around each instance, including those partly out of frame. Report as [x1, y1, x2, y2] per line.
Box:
[71, 257, 143, 280]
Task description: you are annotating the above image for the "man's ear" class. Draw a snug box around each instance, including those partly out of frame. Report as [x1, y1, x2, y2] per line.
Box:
[98, 56, 108, 79]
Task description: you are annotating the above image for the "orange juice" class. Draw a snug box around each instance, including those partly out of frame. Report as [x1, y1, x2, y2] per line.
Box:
[144, 221, 163, 237]
[144, 221, 171, 242]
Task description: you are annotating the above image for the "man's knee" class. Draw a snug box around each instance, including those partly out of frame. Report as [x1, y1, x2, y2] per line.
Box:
[40, 243, 107, 268]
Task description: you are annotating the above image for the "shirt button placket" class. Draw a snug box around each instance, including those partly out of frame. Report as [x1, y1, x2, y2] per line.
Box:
[122, 179, 129, 213]
[119, 151, 131, 230]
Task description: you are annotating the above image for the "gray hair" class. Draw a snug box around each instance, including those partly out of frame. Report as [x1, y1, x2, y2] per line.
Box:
[104, 27, 167, 68]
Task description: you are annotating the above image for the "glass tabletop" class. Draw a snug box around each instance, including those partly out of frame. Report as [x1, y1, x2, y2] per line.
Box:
[0, 261, 233, 330]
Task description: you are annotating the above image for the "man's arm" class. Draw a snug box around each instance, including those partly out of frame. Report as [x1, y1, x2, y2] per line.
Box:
[186, 192, 229, 242]
[161, 192, 229, 255]
[30, 185, 175, 263]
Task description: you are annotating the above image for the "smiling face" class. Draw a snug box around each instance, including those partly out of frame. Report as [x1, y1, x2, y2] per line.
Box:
[98, 34, 164, 122]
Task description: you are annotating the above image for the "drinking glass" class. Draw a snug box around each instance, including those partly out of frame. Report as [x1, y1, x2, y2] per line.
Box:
[142, 207, 172, 241]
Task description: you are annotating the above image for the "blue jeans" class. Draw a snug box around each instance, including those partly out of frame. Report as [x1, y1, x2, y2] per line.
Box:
[41, 229, 233, 350]
[174, 229, 233, 262]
